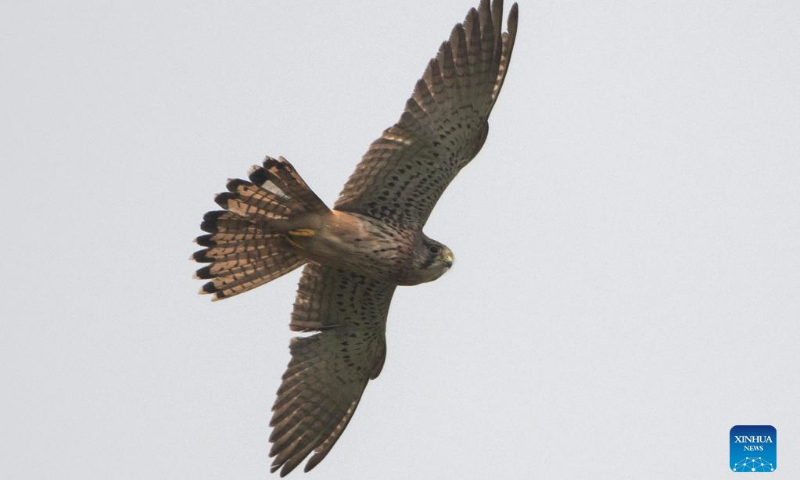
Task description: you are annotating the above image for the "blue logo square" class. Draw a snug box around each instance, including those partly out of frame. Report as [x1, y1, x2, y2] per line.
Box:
[730, 425, 777, 472]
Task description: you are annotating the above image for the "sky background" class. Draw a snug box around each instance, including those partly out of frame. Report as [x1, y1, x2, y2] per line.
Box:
[2, 1, 799, 479]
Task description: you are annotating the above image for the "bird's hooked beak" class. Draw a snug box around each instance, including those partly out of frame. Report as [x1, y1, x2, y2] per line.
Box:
[442, 253, 454, 268]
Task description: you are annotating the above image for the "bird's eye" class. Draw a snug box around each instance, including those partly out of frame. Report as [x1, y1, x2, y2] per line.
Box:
[429, 245, 440, 254]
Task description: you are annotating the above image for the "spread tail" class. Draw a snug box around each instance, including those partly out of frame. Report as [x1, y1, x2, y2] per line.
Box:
[193, 156, 328, 301]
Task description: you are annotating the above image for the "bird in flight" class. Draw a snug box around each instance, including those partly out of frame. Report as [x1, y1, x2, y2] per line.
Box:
[193, 0, 518, 475]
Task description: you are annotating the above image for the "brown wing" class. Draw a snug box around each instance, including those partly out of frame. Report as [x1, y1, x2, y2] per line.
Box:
[334, 0, 519, 229]
[269, 263, 395, 476]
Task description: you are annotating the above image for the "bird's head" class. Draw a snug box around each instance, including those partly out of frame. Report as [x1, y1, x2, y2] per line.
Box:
[415, 235, 454, 283]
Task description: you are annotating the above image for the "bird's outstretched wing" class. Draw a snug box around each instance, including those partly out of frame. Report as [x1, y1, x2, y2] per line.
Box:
[335, 0, 518, 229]
[269, 263, 395, 476]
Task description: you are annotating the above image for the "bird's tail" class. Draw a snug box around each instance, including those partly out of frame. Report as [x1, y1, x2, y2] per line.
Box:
[192, 156, 329, 301]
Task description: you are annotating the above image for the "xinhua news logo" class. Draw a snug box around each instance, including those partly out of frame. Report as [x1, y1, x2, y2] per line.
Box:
[730, 425, 776, 472]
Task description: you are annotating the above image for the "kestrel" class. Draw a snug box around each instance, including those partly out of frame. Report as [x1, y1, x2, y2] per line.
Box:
[193, 0, 518, 475]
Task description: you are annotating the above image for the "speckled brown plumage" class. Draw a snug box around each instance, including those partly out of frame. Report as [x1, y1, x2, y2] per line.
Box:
[192, 0, 518, 475]
[267, 264, 394, 475]
[335, 0, 518, 229]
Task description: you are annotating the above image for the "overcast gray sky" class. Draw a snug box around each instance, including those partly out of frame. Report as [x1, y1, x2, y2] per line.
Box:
[2, 1, 799, 479]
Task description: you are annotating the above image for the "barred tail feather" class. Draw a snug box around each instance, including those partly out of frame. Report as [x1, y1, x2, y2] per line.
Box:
[193, 156, 328, 301]
[248, 156, 328, 215]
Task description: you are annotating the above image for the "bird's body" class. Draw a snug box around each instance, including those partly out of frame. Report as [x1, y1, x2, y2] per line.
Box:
[193, 0, 518, 475]
[285, 210, 451, 286]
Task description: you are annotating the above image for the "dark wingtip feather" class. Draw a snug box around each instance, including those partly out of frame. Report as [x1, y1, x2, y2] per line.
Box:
[465, 8, 481, 56]
[462, 6, 479, 33]
[279, 462, 296, 477]
[226, 178, 250, 193]
[268, 426, 281, 442]
[192, 250, 211, 263]
[263, 156, 280, 168]
[203, 210, 225, 221]
[195, 265, 212, 279]
[214, 192, 235, 209]
[195, 234, 215, 247]
[200, 211, 225, 233]
[509, 3, 519, 33]
[449, 22, 463, 45]
[304, 453, 324, 473]
[260, 156, 292, 184]
[478, 0, 493, 33]
[248, 165, 268, 185]
[438, 39, 449, 56]
[200, 282, 217, 294]
[491, 0, 504, 38]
